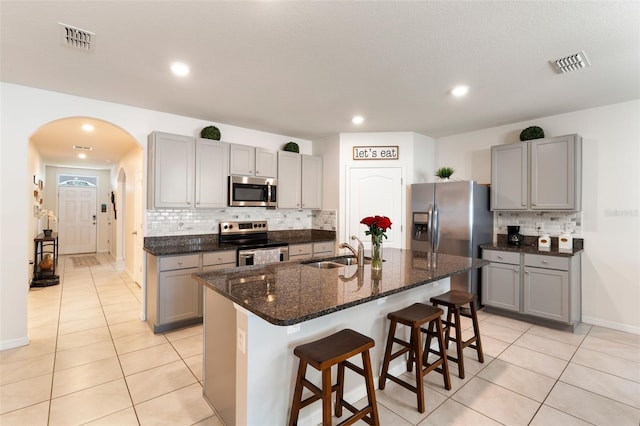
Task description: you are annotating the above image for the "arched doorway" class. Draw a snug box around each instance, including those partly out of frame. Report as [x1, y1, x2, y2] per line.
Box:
[29, 116, 143, 279]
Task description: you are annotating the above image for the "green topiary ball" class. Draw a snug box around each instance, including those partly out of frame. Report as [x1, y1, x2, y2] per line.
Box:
[284, 142, 299, 153]
[519, 126, 545, 141]
[201, 125, 221, 140]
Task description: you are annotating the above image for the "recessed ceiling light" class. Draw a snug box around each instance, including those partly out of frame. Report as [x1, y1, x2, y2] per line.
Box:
[82, 124, 94, 132]
[451, 85, 469, 97]
[170, 62, 190, 77]
[352, 115, 364, 125]
[78, 153, 87, 159]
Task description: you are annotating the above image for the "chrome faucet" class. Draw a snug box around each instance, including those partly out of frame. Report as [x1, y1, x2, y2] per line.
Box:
[338, 235, 365, 267]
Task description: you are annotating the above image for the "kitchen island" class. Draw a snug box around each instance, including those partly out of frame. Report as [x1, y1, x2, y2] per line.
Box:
[192, 248, 487, 426]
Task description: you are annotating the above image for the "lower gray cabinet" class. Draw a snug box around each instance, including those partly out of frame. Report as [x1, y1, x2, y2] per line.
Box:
[159, 266, 201, 325]
[482, 261, 520, 311]
[482, 249, 581, 327]
[146, 250, 236, 333]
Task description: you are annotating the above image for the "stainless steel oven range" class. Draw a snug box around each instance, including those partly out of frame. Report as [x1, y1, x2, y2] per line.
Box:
[219, 221, 289, 266]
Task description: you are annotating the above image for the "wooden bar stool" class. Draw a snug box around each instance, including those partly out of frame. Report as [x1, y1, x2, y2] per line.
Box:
[429, 290, 484, 379]
[288, 329, 379, 426]
[379, 303, 451, 413]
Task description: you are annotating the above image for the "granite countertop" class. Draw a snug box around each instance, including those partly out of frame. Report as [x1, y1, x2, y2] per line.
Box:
[481, 234, 584, 257]
[144, 230, 336, 256]
[192, 248, 488, 326]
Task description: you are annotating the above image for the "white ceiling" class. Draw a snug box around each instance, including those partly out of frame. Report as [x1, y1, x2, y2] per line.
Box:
[2, 1, 639, 168]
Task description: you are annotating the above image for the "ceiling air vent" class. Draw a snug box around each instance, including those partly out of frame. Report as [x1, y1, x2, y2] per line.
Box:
[550, 50, 591, 74]
[59, 23, 95, 51]
[73, 145, 93, 151]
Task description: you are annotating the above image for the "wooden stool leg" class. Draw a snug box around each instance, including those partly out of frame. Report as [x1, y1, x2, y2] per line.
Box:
[453, 307, 465, 379]
[435, 317, 452, 390]
[336, 362, 345, 418]
[412, 325, 426, 413]
[444, 306, 453, 348]
[379, 320, 397, 390]
[362, 350, 380, 426]
[321, 368, 332, 426]
[470, 300, 485, 363]
[289, 361, 307, 426]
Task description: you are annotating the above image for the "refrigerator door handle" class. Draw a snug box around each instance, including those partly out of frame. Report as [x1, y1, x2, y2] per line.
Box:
[433, 203, 441, 252]
[426, 204, 433, 251]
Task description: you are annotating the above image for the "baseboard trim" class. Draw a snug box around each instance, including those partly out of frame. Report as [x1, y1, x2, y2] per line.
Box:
[0, 335, 30, 351]
[582, 315, 640, 335]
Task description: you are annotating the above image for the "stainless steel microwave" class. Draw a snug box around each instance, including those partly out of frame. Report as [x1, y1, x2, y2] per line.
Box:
[228, 176, 277, 207]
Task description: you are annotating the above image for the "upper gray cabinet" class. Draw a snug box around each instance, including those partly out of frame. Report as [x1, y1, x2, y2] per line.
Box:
[229, 144, 277, 178]
[277, 152, 323, 209]
[491, 134, 582, 211]
[148, 131, 228, 209]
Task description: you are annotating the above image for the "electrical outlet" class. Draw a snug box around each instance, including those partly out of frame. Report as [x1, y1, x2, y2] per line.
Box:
[237, 328, 246, 354]
[564, 222, 574, 233]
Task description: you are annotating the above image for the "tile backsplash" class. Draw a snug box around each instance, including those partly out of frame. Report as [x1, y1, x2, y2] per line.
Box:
[146, 208, 336, 236]
[496, 211, 582, 237]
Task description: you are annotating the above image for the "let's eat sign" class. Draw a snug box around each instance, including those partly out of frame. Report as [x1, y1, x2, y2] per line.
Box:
[353, 146, 399, 160]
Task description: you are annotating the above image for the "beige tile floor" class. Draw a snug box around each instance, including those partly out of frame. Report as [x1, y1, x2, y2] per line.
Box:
[1, 252, 639, 425]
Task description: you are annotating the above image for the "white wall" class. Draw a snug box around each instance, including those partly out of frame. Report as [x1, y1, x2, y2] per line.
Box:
[0, 82, 312, 350]
[437, 100, 640, 333]
[337, 132, 437, 248]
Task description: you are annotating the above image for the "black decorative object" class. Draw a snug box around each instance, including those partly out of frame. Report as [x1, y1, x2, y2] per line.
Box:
[201, 125, 221, 140]
[284, 142, 299, 153]
[519, 126, 545, 141]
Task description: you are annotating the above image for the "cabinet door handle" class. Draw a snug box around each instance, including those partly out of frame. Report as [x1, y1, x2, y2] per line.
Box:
[542, 260, 548, 264]
[497, 255, 503, 259]
[525, 270, 529, 275]
[178, 260, 183, 265]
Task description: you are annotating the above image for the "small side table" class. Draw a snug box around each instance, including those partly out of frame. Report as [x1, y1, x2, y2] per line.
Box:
[31, 232, 60, 287]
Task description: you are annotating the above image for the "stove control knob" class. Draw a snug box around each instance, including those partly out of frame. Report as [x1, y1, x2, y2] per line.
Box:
[228, 224, 233, 229]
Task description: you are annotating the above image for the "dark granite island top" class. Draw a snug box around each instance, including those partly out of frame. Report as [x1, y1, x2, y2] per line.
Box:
[192, 248, 488, 326]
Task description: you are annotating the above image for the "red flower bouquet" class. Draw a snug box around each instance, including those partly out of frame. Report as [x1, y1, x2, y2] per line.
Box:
[360, 216, 392, 270]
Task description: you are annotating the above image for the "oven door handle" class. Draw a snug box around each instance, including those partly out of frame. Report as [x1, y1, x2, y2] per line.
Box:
[239, 252, 256, 258]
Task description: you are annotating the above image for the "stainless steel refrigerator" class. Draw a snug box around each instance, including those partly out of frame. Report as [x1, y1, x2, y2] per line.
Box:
[411, 181, 493, 300]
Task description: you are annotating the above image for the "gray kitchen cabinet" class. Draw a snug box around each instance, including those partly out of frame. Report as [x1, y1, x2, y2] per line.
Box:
[277, 152, 323, 209]
[146, 250, 236, 333]
[312, 241, 335, 258]
[229, 144, 277, 178]
[491, 134, 582, 211]
[288, 243, 312, 261]
[148, 131, 229, 209]
[202, 250, 236, 271]
[148, 132, 195, 208]
[530, 135, 582, 210]
[147, 253, 202, 333]
[196, 138, 229, 208]
[301, 155, 323, 209]
[482, 250, 520, 311]
[490, 143, 528, 210]
[277, 151, 302, 208]
[482, 249, 582, 327]
[255, 148, 278, 178]
[523, 253, 580, 323]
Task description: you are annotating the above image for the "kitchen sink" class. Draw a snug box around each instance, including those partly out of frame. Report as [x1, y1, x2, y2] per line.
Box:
[301, 256, 371, 269]
[302, 261, 345, 269]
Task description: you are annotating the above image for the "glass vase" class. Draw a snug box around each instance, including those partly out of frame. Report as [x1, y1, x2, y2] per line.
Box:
[371, 236, 383, 270]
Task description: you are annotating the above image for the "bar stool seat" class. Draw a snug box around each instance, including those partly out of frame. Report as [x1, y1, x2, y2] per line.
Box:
[430, 290, 484, 379]
[379, 303, 451, 413]
[289, 329, 379, 426]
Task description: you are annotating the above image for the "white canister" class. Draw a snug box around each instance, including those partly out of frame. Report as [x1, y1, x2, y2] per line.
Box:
[559, 232, 573, 251]
[538, 234, 551, 249]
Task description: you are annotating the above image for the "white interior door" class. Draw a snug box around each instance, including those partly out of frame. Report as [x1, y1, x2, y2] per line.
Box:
[58, 186, 97, 254]
[134, 169, 144, 285]
[346, 166, 404, 249]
